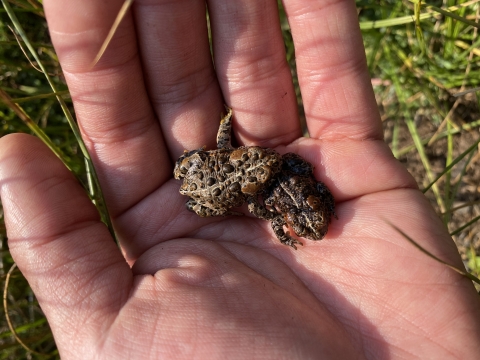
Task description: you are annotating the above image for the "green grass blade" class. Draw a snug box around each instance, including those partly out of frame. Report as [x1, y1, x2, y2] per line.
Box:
[360, 0, 480, 29]
[450, 215, 480, 236]
[405, 117, 445, 210]
[382, 36, 444, 209]
[420, 1, 480, 30]
[396, 118, 480, 156]
[388, 221, 480, 285]
[360, 13, 433, 30]
[6, 90, 70, 104]
[442, 119, 454, 225]
[0, 88, 73, 172]
[423, 136, 480, 193]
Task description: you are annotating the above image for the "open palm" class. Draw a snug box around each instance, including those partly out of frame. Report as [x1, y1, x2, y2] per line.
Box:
[1, 0, 479, 358]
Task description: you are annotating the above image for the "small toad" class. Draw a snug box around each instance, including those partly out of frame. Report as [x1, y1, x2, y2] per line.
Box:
[174, 107, 336, 249]
[248, 153, 336, 249]
[173, 107, 282, 217]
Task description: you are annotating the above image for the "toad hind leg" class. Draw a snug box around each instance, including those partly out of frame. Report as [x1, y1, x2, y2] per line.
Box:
[247, 196, 303, 250]
[216, 106, 234, 150]
[186, 199, 243, 217]
[247, 196, 274, 220]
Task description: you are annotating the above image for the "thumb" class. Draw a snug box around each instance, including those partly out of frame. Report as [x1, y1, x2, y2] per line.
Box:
[0, 134, 131, 355]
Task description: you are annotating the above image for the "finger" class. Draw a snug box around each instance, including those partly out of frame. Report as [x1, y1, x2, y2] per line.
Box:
[284, 0, 383, 140]
[43, 0, 170, 217]
[133, 0, 225, 155]
[0, 134, 132, 356]
[208, 0, 302, 147]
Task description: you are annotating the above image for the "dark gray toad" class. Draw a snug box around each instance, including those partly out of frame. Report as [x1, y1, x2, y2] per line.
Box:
[173, 107, 282, 217]
[174, 106, 336, 249]
[248, 153, 337, 249]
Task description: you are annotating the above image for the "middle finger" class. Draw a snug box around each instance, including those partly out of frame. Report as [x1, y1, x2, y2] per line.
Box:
[134, 0, 225, 155]
[208, 0, 301, 147]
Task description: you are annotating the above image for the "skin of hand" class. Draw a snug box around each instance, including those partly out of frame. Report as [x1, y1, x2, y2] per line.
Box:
[1, 0, 479, 358]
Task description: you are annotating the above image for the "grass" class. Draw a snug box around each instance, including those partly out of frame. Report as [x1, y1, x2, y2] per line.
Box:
[0, 0, 480, 357]
[360, 1, 480, 257]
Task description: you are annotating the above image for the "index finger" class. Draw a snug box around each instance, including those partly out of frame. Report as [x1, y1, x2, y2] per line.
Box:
[43, 0, 171, 217]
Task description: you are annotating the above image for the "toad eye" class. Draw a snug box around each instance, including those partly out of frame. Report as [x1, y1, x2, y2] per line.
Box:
[180, 159, 191, 172]
[307, 195, 321, 210]
[174, 158, 190, 178]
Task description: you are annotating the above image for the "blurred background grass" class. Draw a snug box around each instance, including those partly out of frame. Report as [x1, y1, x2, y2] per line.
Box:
[0, 0, 479, 357]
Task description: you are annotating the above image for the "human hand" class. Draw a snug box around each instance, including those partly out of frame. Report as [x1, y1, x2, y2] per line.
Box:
[1, 0, 479, 358]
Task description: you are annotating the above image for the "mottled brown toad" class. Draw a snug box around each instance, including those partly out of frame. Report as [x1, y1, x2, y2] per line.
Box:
[248, 153, 336, 249]
[174, 107, 282, 217]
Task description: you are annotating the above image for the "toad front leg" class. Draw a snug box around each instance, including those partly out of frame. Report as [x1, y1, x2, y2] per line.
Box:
[186, 198, 243, 217]
[270, 216, 303, 250]
[247, 196, 303, 249]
